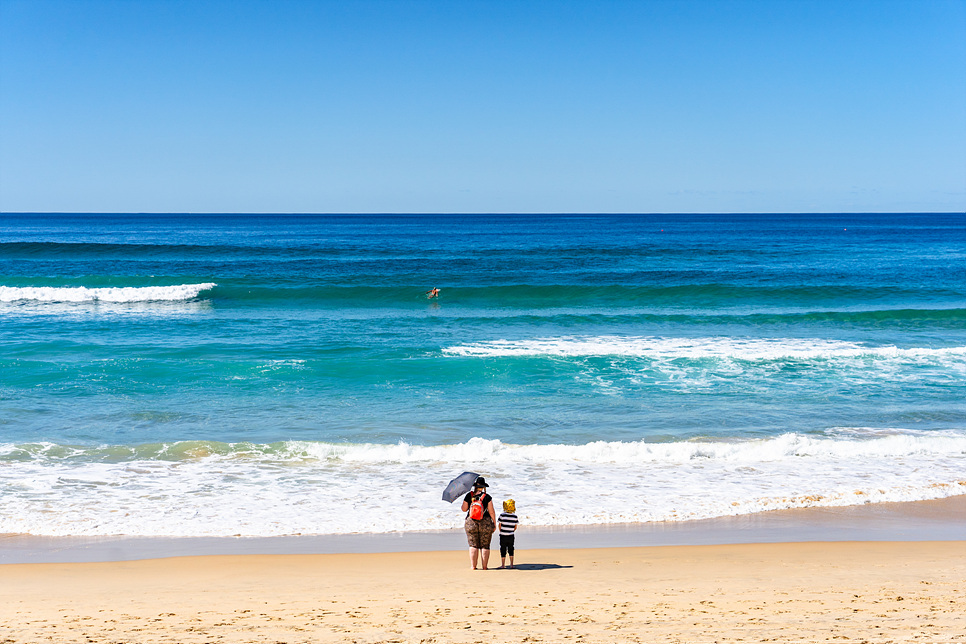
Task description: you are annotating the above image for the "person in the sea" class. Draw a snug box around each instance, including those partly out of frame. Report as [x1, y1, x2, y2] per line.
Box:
[426, 287, 440, 299]
[461, 476, 496, 570]
[498, 498, 519, 569]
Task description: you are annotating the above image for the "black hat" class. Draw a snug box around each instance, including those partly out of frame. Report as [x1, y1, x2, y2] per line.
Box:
[474, 476, 489, 488]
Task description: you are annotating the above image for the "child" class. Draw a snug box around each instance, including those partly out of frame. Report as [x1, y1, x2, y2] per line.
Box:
[497, 498, 519, 569]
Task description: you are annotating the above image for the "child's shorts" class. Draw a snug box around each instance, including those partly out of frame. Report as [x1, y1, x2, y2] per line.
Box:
[499, 534, 515, 557]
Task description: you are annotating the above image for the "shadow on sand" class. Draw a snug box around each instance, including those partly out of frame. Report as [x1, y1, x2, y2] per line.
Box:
[498, 563, 573, 571]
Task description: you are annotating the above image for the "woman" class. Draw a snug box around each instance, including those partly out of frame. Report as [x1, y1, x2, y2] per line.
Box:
[461, 476, 497, 570]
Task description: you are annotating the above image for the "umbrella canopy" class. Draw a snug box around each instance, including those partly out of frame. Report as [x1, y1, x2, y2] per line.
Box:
[441, 471, 480, 503]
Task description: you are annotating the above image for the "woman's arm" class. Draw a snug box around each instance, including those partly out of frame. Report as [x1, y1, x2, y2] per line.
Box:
[461, 499, 469, 512]
[487, 500, 497, 523]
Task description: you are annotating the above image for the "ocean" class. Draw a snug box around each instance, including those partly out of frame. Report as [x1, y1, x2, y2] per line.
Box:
[1, 212, 964, 537]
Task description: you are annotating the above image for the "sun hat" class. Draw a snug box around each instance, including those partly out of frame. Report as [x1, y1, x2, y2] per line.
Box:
[474, 476, 489, 488]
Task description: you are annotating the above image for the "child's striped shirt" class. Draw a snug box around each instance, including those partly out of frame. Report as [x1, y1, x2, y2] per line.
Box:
[498, 512, 518, 535]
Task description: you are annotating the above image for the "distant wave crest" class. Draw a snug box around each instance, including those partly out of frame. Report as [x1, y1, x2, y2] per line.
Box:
[0, 283, 217, 303]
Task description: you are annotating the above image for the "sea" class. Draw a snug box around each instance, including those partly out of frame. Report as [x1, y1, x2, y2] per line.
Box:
[1, 212, 964, 538]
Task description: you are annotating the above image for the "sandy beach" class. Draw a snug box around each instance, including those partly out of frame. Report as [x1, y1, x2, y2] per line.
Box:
[2, 538, 963, 643]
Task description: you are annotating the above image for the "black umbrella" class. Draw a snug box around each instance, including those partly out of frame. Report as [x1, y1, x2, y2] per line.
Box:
[441, 471, 480, 503]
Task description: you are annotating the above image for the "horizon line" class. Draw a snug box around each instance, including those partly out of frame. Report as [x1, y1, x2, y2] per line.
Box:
[2, 210, 964, 216]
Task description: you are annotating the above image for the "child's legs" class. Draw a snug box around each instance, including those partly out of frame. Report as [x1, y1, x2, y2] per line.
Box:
[507, 535, 515, 565]
[500, 534, 514, 565]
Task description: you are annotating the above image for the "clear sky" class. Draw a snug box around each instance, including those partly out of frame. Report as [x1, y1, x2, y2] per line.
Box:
[1, 0, 964, 213]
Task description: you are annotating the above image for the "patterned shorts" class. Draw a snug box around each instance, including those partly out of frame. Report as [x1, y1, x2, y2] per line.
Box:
[464, 515, 495, 549]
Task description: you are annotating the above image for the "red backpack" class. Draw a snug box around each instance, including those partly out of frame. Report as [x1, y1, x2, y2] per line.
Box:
[469, 493, 485, 520]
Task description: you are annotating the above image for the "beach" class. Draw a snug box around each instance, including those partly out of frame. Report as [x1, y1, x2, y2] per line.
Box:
[2, 540, 964, 643]
[3, 497, 965, 643]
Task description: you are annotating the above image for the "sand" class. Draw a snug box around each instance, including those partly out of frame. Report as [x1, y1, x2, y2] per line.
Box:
[2, 540, 964, 643]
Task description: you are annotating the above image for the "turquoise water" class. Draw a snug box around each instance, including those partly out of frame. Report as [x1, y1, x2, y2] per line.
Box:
[1, 213, 964, 536]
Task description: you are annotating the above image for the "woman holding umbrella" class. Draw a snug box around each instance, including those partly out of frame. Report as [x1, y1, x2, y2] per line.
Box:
[461, 476, 497, 570]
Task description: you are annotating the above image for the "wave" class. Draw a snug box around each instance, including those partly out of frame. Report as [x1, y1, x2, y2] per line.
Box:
[95, 284, 965, 320]
[215, 283, 963, 305]
[4, 430, 964, 465]
[1, 278, 963, 317]
[443, 336, 966, 361]
[0, 283, 217, 303]
[1, 431, 964, 536]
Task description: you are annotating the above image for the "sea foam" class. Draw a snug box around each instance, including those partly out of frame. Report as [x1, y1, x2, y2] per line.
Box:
[1, 431, 963, 537]
[443, 336, 966, 361]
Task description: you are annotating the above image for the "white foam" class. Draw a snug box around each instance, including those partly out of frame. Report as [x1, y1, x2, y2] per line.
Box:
[442, 336, 966, 361]
[1, 431, 964, 537]
[0, 283, 217, 303]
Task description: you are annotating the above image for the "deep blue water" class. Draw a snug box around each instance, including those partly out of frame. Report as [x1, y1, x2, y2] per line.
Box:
[3, 212, 963, 445]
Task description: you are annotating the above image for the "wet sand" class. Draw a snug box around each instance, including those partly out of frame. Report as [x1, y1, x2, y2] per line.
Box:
[3, 494, 965, 564]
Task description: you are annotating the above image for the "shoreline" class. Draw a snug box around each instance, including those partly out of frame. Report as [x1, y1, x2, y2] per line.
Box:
[4, 494, 965, 564]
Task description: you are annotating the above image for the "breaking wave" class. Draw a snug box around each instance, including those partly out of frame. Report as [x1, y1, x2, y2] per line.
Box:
[0, 283, 217, 303]
[1, 430, 964, 537]
[443, 336, 966, 361]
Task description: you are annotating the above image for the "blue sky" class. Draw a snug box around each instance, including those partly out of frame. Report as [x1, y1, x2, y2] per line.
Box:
[1, 0, 964, 213]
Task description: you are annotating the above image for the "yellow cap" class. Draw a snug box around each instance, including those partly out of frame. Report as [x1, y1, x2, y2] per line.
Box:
[503, 499, 515, 513]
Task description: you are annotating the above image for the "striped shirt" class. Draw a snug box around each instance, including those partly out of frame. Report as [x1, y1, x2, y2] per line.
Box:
[498, 512, 518, 535]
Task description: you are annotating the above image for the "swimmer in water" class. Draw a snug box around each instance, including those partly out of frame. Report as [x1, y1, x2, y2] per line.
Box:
[426, 287, 440, 299]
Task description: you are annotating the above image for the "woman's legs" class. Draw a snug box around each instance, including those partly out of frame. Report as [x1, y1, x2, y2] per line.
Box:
[465, 517, 494, 570]
[479, 518, 494, 570]
[465, 517, 482, 569]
